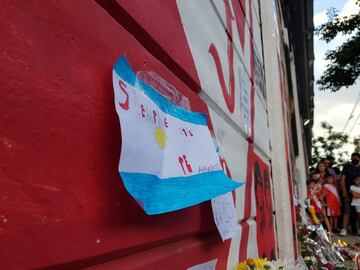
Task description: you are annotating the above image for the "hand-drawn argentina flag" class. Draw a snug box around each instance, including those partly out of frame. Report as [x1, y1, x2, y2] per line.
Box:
[113, 55, 242, 215]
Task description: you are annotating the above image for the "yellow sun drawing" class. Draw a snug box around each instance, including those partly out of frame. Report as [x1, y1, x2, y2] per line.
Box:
[155, 127, 167, 149]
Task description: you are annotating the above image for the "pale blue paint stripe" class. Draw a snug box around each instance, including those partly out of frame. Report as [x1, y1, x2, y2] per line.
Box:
[120, 170, 243, 215]
[113, 55, 207, 126]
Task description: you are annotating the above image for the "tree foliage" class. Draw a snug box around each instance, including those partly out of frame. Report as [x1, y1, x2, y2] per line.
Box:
[354, 135, 360, 152]
[311, 122, 349, 167]
[315, 2, 360, 92]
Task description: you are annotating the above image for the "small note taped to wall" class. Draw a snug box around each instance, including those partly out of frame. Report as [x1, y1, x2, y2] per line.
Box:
[211, 192, 237, 241]
[187, 259, 217, 270]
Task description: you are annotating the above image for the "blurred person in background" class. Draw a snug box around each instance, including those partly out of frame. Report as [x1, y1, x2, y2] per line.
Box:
[339, 153, 360, 236]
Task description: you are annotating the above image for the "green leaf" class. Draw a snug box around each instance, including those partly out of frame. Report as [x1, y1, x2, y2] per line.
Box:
[315, 4, 360, 92]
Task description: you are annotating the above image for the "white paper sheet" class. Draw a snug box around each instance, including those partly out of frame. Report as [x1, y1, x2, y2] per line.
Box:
[187, 259, 217, 270]
[211, 192, 237, 241]
[113, 64, 223, 179]
[112, 56, 242, 215]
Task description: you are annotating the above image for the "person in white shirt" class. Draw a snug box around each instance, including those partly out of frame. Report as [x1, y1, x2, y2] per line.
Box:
[350, 175, 360, 235]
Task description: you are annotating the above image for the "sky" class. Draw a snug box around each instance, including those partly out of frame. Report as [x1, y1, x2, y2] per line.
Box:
[313, 0, 360, 155]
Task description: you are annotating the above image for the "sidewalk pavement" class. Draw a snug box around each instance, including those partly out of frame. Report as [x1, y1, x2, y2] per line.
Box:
[332, 233, 360, 269]
[333, 233, 360, 244]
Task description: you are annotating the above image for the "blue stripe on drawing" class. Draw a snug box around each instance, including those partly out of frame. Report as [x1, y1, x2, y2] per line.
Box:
[120, 170, 243, 215]
[113, 55, 207, 126]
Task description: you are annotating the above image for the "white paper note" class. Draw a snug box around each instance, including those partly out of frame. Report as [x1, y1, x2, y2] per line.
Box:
[112, 56, 242, 215]
[187, 259, 217, 270]
[211, 192, 237, 241]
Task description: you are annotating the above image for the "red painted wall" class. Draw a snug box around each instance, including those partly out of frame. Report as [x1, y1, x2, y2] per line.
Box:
[0, 1, 221, 269]
[0, 0, 279, 269]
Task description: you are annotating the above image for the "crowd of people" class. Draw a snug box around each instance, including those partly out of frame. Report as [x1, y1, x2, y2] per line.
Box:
[307, 152, 360, 236]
